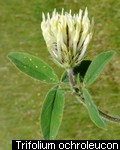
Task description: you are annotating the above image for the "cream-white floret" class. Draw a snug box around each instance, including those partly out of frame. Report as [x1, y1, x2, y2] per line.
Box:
[41, 8, 93, 68]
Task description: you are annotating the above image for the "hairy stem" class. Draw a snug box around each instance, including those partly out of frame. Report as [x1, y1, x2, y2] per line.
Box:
[67, 69, 75, 87]
[67, 69, 81, 94]
[98, 109, 120, 123]
[67, 69, 120, 123]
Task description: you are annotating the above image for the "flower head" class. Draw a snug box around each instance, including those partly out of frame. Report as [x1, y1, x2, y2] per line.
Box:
[41, 8, 93, 68]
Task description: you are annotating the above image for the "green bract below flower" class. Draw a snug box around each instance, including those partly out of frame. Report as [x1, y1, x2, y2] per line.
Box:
[41, 8, 94, 69]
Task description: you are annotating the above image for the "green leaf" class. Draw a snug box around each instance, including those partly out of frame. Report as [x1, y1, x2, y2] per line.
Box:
[83, 88, 106, 129]
[84, 51, 116, 86]
[61, 60, 91, 84]
[61, 71, 69, 84]
[8, 52, 58, 83]
[74, 60, 91, 82]
[41, 86, 64, 140]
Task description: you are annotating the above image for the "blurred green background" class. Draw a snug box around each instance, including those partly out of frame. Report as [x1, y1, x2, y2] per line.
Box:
[0, 0, 120, 149]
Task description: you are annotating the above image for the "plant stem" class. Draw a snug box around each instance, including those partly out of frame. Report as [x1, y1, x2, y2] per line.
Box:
[67, 68, 81, 95]
[98, 109, 120, 123]
[67, 68, 120, 123]
[67, 69, 75, 87]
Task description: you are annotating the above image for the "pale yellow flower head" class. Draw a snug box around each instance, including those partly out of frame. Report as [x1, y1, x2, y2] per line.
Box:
[41, 8, 93, 68]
